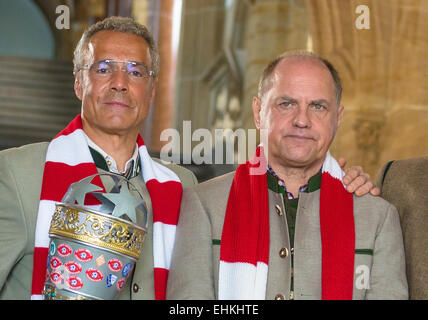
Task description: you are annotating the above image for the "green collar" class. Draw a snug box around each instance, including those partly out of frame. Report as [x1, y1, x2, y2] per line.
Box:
[88, 146, 141, 179]
[267, 170, 322, 195]
[89, 146, 109, 172]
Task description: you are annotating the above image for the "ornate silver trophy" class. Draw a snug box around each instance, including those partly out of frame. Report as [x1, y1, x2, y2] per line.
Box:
[42, 173, 148, 300]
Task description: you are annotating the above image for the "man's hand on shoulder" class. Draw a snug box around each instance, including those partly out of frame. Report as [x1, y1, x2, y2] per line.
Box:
[338, 157, 380, 197]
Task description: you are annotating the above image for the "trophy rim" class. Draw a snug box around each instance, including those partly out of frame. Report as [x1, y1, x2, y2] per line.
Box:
[55, 202, 147, 232]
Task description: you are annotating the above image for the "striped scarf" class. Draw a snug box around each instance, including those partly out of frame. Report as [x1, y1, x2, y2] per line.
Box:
[31, 115, 182, 300]
[219, 146, 355, 300]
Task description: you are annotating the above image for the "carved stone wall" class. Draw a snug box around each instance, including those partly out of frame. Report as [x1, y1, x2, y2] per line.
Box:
[175, 0, 428, 177]
[2, 0, 425, 179]
[307, 0, 428, 176]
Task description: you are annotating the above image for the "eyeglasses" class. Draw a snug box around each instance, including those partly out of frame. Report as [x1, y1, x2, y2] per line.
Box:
[79, 59, 155, 82]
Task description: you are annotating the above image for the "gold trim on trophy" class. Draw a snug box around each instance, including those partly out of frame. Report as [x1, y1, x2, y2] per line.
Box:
[49, 204, 146, 260]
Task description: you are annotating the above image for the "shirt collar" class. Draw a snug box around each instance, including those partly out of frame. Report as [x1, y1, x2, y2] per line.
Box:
[266, 164, 322, 199]
[85, 136, 140, 178]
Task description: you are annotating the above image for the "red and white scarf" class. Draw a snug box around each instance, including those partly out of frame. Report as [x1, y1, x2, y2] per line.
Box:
[219, 146, 355, 300]
[31, 115, 182, 300]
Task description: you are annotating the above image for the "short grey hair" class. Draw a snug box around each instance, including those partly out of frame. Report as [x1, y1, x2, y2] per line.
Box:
[258, 50, 342, 105]
[73, 16, 160, 77]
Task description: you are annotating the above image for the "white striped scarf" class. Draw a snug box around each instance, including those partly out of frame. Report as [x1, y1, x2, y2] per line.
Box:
[31, 115, 182, 300]
[219, 146, 355, 300]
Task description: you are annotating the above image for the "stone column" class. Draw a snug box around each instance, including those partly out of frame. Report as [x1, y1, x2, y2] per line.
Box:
[133, 0, 177, 152]
[149, 0, 176, 152]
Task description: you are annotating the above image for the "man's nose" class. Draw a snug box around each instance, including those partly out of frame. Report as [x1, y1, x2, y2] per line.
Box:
[292, 107, 311, 128]
[109, 68, 129, 92]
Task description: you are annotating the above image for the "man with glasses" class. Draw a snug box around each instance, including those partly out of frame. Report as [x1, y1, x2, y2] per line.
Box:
[0, 16, 197, 300]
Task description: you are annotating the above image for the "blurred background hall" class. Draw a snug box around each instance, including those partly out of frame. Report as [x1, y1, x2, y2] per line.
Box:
[0, 0, 427, 181]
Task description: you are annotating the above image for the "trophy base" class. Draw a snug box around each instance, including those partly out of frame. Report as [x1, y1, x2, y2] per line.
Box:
[42, 285, 91, 300]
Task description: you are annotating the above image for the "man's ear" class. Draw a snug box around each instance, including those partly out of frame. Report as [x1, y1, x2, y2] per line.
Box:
[252, 96, 262, 129]
[150, 78, 157, 102]
[74, 72, 83, 101]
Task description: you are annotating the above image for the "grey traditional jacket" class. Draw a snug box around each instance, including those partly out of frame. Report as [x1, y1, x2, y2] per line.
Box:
[167, 171, 409, 300]
[0, 142, 197, 299]
[376, 157, 428, 300]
